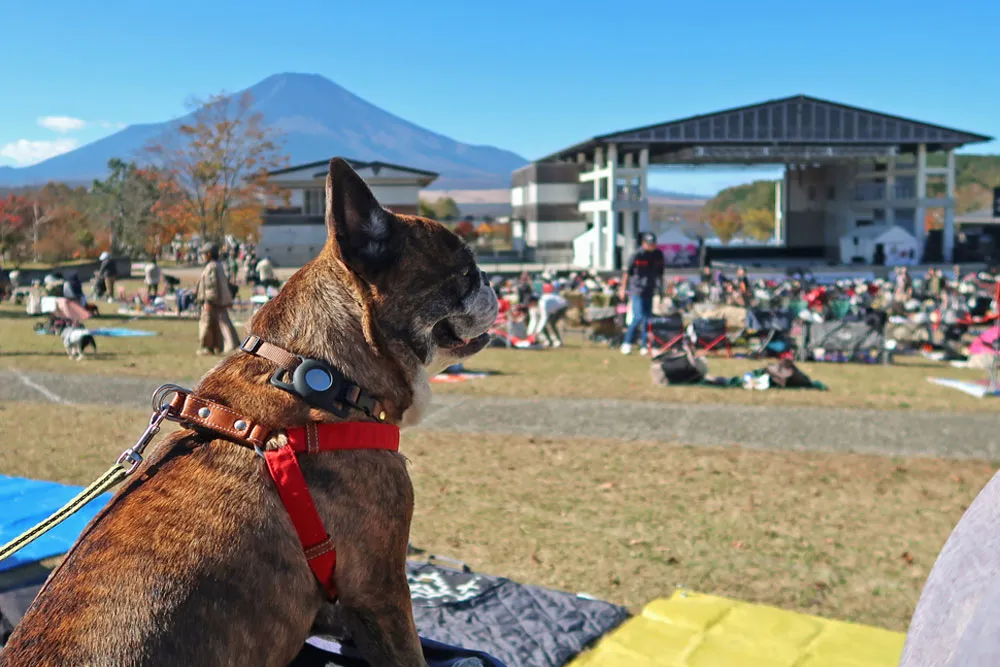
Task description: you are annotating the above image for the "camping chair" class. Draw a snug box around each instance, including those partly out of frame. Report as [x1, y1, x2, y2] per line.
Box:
[646, 314, 686, 357]
[787, 298, 808, 315]
[691, 317, 732, 357]
[828, 299, 852, 320]
[746, 308, 794, 359]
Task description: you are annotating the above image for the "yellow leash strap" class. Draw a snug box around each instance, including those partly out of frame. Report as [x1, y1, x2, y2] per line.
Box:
[0, 463, 128, 564]
[0, 384, 187, 567]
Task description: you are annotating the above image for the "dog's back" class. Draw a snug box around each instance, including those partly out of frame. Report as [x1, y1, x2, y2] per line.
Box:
[2, 158, 497, 667]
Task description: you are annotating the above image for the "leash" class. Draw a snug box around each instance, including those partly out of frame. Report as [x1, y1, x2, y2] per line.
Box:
[0, 384, 182, 564]
[0, 343, 401, 601]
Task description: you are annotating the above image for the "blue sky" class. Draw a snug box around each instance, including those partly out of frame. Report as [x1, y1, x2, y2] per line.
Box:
[2, 0, 998, 195]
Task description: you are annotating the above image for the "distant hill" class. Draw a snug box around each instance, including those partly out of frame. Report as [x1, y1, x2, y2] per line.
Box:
[0, 73, 528, 190]
[947, 154, 1000, 213]
[703, 180, 778, 213]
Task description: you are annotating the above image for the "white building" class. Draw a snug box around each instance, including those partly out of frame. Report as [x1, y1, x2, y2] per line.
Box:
[259, 159, 438, 266]
[533, 95, 990, 270]
[510, 162, 589, 263]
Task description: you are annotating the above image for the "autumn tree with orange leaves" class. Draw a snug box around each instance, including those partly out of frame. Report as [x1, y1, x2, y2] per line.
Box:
[145, 91, 287, 243]
[0, 194, 32, 263]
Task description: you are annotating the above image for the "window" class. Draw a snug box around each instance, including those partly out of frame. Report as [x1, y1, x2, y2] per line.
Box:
[827, 186, 836, 200]
[808, 186, 817, 201]
[303, 189, 325, 216]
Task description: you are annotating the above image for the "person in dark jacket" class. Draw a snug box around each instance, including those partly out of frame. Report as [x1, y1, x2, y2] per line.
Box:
[620, 232, 665, 355]
[62, 273, 85, 305]
[97, 251, 117, 303]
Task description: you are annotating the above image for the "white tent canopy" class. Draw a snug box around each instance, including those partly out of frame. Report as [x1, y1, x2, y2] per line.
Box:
[839, 224, 919, 266]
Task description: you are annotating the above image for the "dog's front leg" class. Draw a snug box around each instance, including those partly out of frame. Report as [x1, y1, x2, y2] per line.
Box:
[337, 572, 427, 667]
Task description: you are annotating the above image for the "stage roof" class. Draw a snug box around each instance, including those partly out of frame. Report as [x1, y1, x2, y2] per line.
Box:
[543, 95, 992, 165]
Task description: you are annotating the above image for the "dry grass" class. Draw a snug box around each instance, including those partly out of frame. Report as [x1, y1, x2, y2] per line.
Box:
[436, 344, 993, 413]
[0, 301, 993, 412]
[0, 400, 991, 631]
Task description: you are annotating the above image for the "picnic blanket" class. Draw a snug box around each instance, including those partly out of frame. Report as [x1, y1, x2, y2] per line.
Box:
[0, 475, 114, 573]
[570, 590, 904, 667]
[0, 473, 625, 666]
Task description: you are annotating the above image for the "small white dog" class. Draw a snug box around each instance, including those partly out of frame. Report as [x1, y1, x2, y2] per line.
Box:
[62, 327, 97, 360]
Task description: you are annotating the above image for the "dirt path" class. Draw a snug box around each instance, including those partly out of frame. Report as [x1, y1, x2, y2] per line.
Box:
[1, 369, 996, 460]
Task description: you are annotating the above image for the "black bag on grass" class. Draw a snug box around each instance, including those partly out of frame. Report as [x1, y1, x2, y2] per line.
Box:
[651, 347, 705, 386]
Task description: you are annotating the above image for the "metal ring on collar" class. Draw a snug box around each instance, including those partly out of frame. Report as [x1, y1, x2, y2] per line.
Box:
[151, 383, 191, 412]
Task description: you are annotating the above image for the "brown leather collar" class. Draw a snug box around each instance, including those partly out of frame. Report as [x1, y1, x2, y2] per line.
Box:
[167, 390, 271, 450]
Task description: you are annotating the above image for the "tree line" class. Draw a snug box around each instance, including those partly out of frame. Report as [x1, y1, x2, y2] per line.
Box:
[0, 91, 287, 265]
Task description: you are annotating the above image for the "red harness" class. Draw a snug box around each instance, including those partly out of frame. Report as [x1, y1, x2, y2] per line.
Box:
[264, 422, 400, 598]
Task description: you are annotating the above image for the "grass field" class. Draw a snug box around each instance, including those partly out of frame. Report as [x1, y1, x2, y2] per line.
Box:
[0, 400, 990, 632]
[3, 290, 995, 633]
[0, 302, 994, 413]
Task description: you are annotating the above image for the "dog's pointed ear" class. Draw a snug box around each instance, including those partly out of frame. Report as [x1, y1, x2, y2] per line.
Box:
[325, 158, 398, 277]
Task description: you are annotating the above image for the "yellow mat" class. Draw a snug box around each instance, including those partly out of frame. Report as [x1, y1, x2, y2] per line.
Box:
[569, 590, 905, 667]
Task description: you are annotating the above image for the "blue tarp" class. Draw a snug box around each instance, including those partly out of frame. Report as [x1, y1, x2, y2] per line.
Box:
[0, 475, 113, 573]
[88, 328, 158, 337]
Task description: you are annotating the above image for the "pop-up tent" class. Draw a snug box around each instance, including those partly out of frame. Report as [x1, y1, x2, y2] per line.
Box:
[839, 225, 918, 266]
[656, 229, 698, 266]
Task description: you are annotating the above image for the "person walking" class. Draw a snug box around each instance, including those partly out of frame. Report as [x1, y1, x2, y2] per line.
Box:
[144, 257, 162, 299]
[195, 242, 240, 356]
[620, 232, 665, 355]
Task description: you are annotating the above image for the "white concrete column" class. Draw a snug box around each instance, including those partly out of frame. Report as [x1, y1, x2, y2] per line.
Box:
[915, 143, 927, 260]
[593, 211, 603, 271]
[773, 178, 784, 244]
[639, 148, 651, 233]
[605, 144, 618, 271]
[944, 149, 956, 262]
[885, 156, 896, 226]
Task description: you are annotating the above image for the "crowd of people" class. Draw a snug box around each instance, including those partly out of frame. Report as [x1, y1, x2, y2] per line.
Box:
[488, 231, 1000, 364]
[0, 240, 288, 358]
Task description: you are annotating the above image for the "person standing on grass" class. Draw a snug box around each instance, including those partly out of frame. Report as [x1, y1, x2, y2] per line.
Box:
[256, 255, 277, 289]
[620, 232, 665, 355]
[97, 251, 117, 303]
[195, 242, 240, 356]
[144, 257, 161, 299]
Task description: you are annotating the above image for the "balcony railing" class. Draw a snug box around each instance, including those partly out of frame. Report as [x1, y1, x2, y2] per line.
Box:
[853, 183, 916, 202]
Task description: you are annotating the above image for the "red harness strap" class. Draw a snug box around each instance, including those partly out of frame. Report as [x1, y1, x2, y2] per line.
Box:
[263, 422, 400, 598]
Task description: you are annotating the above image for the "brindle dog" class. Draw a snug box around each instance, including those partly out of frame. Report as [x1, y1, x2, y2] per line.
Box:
[1, 159, 499, 667]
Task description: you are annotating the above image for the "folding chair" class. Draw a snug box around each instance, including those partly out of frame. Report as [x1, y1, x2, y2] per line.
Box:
[828, 299, 852, 320]
[787, 298, 808, 315]
[746, 309, 794, 359]
[646, 314, 686, 357]
[691, 317, 732, 357]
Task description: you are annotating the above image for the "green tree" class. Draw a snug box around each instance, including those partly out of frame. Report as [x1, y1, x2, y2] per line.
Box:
[91, 158, 162, 255]
[434, 196, 460, 220]
[707, 207, 743, 244]
[741, 208, 775, 242]
[703, 180, 776, 215]
[418, 199, 438, 218]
